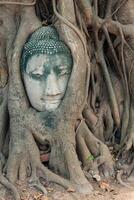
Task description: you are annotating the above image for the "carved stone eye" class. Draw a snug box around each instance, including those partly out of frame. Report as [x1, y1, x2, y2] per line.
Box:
[30, 67, 44, 78]
[28, 72, 42, 80]
[33, 73, 42, 78]
[58, 66, 70, 76]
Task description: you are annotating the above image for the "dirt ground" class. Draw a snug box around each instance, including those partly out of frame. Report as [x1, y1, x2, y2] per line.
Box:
[0, 178, 134, 200]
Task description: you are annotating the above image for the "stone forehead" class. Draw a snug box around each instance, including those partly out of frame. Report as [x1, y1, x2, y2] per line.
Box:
[26, 54, 71, 74]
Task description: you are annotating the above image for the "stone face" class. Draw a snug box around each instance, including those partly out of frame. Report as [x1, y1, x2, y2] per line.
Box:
[23, 53, 72, 111]
[21, 26, 73, 111]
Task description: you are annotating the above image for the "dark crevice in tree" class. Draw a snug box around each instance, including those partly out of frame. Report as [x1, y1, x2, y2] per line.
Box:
[35, 0, 53, 25]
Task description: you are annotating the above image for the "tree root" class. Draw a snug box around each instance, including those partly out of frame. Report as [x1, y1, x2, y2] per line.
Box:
[76, 120, 114, 180]
[83, 102, 114, 142]
[6, 124, 94, 197]
[6, 132, 71, 194]
[116, 169, 132, 188]
[0, 153, 20, 200]
[0, 86, 8, 152]
[48, 134, 93, 194]
[24, 110, 93, 194]
[116, 102, 134, 187]
[39, 164, 75, 191]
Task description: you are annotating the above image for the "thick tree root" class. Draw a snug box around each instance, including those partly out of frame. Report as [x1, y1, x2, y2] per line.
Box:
[117, 103, 134, 178]
[6, 128, 93, 197]
[48, 135, 93, 194]
[76, 120, 114, 180]
[0, 86, 8, 152]
[0, 175, 20, 200]
[0, 153, 20, 200]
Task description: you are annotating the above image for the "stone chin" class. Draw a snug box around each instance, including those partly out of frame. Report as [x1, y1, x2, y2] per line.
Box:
[45, 100, 61, 112]
[31, 99, 61, 112]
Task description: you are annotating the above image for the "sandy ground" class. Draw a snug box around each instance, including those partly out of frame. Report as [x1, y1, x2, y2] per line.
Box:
[0, 178, 134, 200]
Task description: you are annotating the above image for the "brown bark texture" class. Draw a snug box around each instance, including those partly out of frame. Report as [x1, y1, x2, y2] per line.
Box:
[0, 0, 134, 199]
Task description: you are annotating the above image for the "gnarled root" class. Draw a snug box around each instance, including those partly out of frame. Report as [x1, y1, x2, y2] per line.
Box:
[0, 153, 20, 200]
[117, 103, 134, 185]
[76, 120, 114, 181]
[83, 103, 114, 142]
[0, 85, 8, 152]
[48, 135, 93, 194]
[6, 123, 87, 197]
[27, 110, 94, 194]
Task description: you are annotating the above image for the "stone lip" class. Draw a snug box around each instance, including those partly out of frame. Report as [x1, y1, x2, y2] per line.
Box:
[41, 98, 61, 103]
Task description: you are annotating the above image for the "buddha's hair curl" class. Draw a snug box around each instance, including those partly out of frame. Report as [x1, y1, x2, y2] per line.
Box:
[21, 26, 73, 72]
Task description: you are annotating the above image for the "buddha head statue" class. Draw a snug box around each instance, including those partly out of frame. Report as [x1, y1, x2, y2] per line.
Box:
[21, 26, 73, 112]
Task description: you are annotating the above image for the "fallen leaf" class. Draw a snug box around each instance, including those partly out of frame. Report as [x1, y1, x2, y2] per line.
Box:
[47, 187, 54, 192]
[67, 187, 75, 192]
[99, 180, 110, 191]
[42, 196, 49, 200]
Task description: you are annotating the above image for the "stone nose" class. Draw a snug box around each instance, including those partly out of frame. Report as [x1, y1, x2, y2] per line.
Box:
[45, 71, 61, 97]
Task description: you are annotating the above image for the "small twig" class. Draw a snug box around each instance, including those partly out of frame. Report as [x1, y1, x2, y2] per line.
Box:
[75, 117, 85, 134]
[103, 26, 122, 77]
[75, 0, 93, 26]
[129, 60, 134, 99]
[94, 0, 98, 16]
[119, 27, 129, 94]
[105, 0, 113, 18]
[112, 0, 128, 16]
[90, 69, 97, 112]
[119, 26, 130, 145]
[41, 0, 49, 16]
[97, 44, 120, 127]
